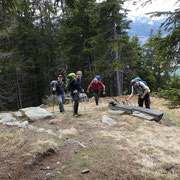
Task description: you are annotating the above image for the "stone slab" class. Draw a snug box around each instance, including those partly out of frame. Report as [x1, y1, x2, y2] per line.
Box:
[108, 102, 163, 122]
[102, 115, 116, 126]
[108, 110, 125, 115]
[132, 111, 155, 121]
[13, 111, 23, 118]
[20, 107, 55, 121]
[109, 102, 133, 114]
[132, 106, 163, 121]
[0, 113, 16, 123]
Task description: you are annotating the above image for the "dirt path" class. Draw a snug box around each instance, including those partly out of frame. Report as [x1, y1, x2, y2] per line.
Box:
[0, 96, 180, 180]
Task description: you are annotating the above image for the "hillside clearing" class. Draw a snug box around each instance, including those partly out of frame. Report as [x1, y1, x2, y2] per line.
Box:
[0, 96, 180, 180]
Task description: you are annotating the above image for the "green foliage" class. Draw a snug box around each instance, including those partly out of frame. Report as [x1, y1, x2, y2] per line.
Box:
[136, 67, 157, 90]
[143, 28, 172, 90]
[149, 6, 180, 68]
[0, 0, 179, 110]
[157, 76, 180, 108]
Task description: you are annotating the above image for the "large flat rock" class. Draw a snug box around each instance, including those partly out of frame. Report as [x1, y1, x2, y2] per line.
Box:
[102, 115, 116, 126]
[0, 113, 16, 123]
[13, 111, 23, 118]
[20, 107, 55, 121]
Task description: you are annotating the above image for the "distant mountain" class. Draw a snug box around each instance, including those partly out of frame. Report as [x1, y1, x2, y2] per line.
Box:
[128, 16, 167, 45]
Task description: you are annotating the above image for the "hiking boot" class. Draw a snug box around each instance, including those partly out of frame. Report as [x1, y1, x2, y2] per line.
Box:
[60, 111, 65, 114]
[74, 114, 78, 118]
[74, 114, 81, 118]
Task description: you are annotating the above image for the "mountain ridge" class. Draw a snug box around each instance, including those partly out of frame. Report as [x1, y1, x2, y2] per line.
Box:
[128, 16, 167, 44]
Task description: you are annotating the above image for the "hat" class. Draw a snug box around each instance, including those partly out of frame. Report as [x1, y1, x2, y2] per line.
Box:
[131, 79, 136, 85]
[58, 75, 62, 78]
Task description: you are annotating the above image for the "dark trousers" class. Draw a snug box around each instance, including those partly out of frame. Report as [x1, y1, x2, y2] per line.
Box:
[138, 93, 150, 109]
[71, 93, 80, 115]
[93, 90, 100, 105]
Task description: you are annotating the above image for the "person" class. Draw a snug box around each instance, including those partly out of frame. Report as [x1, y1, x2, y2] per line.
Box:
[126, 79, 150, 109]
[67, 71, 84, 117]
[87, 78, 105, 105]
[52, 75, 65, 113]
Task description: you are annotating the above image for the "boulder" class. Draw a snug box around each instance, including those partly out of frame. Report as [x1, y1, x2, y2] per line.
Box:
[19, 121, 29, 128]
[20, 107, 55, 121]
[13, 111, 23, 118]
[0, 113, 16, 123]
[4, 121, 22, 127]
[102, 115, 116, 126]
[79, 93, 89, 102]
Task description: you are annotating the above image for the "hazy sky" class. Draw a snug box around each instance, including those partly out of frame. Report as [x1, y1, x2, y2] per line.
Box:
[124, 0, 179, 17]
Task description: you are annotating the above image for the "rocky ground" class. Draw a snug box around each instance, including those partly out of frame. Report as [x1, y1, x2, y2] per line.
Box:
[0, 96, 180, 180]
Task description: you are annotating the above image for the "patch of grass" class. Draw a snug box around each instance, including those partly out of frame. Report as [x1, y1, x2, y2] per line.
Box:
[96, 106, 108, 112]
[99, 135, 115, 143]
[29, 134, 61, 156]
[162, 111, 180, 127]
[58, 144, 115, 180]
[0, 131, 24, 158]
[30, 139, 58, 156]
[58, 143, 140, 180]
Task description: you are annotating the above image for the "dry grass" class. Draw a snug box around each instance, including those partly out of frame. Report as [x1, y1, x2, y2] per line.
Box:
[58, 96, 180, 179]
[0, 128, 25, 158]
[0, 96, 180, 180]
[86, 96, 180, 179]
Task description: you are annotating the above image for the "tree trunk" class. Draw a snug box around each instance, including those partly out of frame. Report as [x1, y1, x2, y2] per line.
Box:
[16, 69, 22, 109]
[114, 23, 123, 96]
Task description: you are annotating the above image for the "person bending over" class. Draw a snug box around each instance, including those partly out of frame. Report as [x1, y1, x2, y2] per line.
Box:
[126, 79, 150, 109]
[87, 78, 105, 105]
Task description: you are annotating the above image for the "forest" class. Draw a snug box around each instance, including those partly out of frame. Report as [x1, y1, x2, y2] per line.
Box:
[0, 0, 179, 110]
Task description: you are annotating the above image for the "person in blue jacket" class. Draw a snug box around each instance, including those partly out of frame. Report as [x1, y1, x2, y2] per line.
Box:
[68, 71, 84, 117]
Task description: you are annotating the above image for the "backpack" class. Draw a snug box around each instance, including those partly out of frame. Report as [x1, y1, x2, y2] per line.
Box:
[134, 77, 147, 86]
[92, 81, 101, 89]
[134, 77, 150, 92]
[65, 73, 77, 92]
[50, 80, 57, 94]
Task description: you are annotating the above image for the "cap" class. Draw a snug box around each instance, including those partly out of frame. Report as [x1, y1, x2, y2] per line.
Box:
[131, 79, 136, 85]
[58, 75, 62, 78]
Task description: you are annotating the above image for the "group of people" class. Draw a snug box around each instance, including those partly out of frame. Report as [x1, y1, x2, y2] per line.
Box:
[52, 71, 151, 117]
[52, 71, 106, 117]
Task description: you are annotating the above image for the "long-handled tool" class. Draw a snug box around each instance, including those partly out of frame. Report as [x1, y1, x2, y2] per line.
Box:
[125, 98, 133, 106]
[111, 96, 133, 106]
[111, 96, 120, 104]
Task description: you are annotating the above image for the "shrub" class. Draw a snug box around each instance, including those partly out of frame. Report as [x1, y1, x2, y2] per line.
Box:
[157, 76, 180, 108]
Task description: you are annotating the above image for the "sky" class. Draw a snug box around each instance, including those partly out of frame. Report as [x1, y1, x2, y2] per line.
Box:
[124, 0, 179, 18]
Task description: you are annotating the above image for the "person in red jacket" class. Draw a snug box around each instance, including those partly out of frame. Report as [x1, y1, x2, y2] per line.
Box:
[87, 78, 105, 105]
